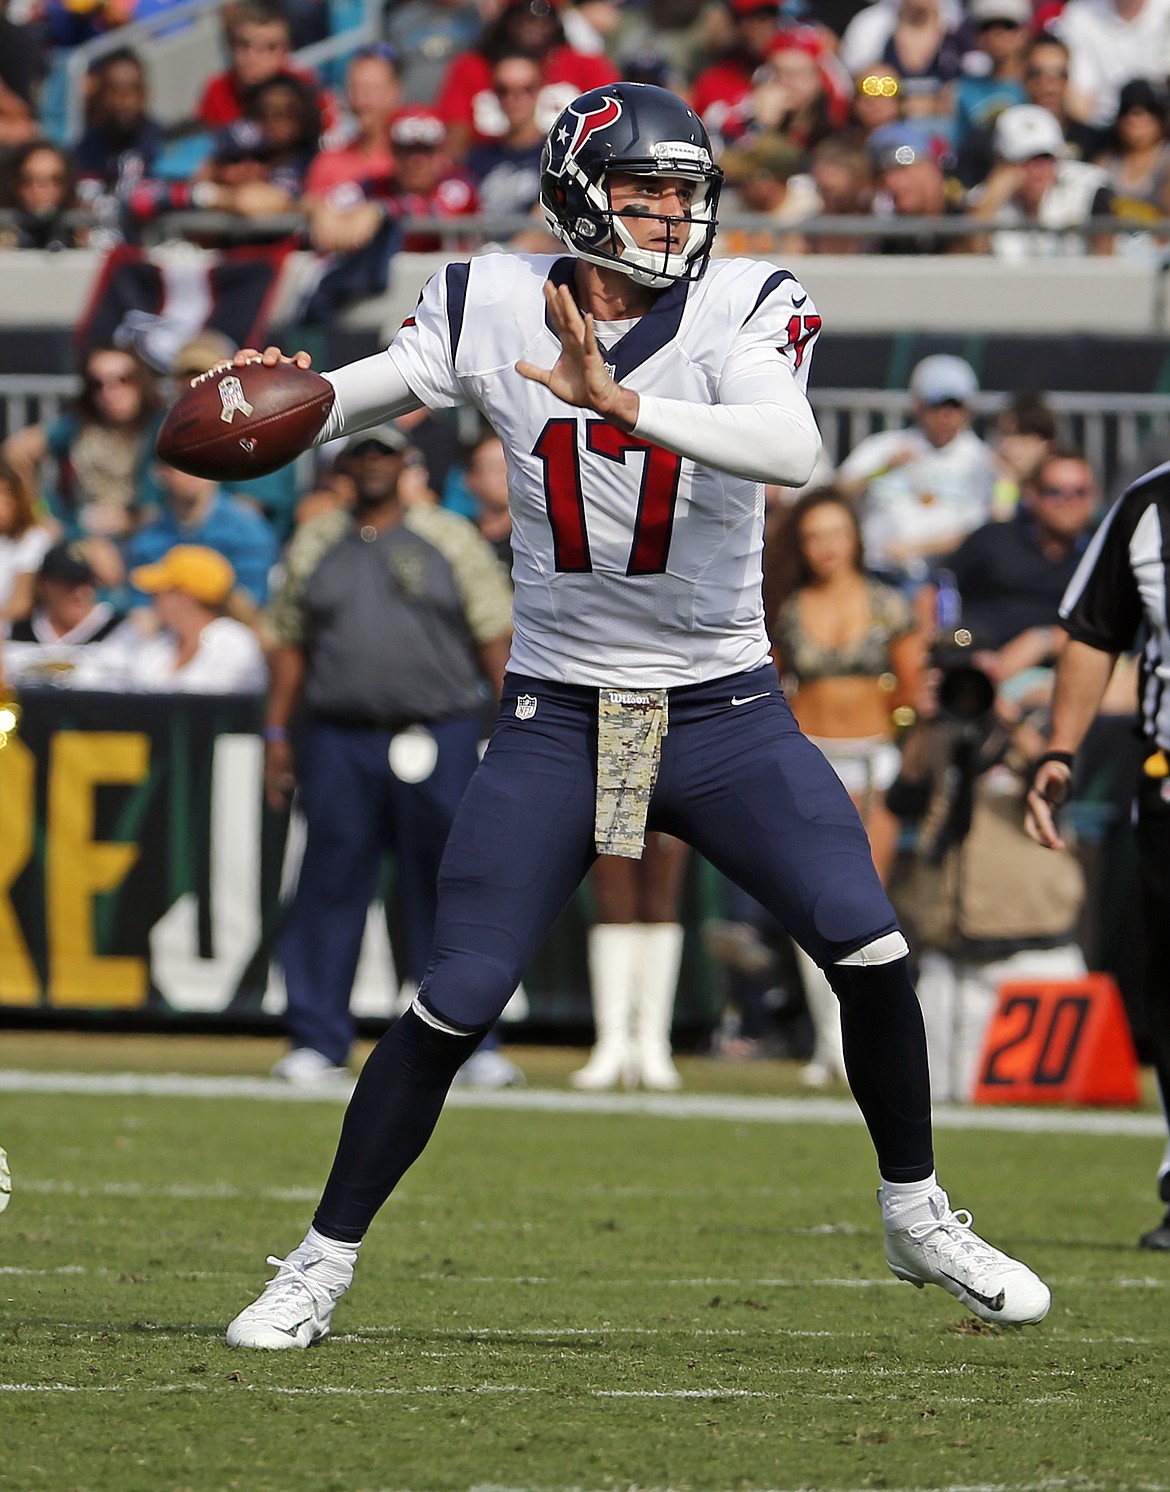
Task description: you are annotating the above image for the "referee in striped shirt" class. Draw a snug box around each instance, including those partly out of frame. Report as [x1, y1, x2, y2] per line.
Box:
[1026, 459, 1170, 1251]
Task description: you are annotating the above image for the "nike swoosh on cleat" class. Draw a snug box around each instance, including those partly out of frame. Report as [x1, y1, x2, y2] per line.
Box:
[941, 1273, 1005, 1312]
[731, 693, 771, 706]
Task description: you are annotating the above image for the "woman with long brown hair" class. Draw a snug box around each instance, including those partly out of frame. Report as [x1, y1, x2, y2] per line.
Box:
[766, 487, 924, 1084]
[3, 342, 164, 543]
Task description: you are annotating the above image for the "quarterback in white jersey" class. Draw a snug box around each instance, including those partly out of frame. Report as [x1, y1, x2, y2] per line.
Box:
[226, 83, 1051, 1351]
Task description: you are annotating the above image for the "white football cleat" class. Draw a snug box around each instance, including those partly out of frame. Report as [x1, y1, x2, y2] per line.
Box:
[226, 1248, 353, 1349]
[884, 1187, 1051, 1325]
[0, 1146, 10, 1214]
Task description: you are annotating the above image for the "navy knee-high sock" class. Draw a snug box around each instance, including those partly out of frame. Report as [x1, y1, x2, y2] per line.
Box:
[826, 957, 934, 1183]
[313, 1007, 483, 1243]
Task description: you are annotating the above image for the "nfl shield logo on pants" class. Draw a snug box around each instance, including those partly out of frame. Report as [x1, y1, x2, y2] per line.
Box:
[515, 694, 537, 721]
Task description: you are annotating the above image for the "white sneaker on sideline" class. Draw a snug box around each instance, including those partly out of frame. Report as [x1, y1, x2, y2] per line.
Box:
[452, 1049, 526, 1089]
[226, 1248, 353, 1349]
[884, 1187, 1050, 1325]
[271, 1048, 350, 1086]
[0, 1146, 10, 1214]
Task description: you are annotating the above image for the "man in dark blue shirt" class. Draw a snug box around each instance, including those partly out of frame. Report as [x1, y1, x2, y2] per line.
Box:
[943, 445, 1098, 690]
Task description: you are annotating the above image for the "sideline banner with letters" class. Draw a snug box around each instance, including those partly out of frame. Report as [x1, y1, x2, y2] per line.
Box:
[0, 691, 721, 1029]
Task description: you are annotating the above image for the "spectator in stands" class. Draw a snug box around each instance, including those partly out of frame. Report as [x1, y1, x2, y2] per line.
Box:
[767, 488, 925, 1086]
[716, 34, 848, 153]
[3, 343, 164, 542]
[840, 0, 966, 120]
[953, 0, 1029, 153]
[692, 0, 790, 130]
[939, 445, 1099, 695]
[1056, 0, 1170, 130]
[73, 49, 164, 199]
[836, 354, 997, 587]
[301, 46, 402, 200]
[195, 74, 322, 219]
[867, 119, 970, 253]
[465, 53, 547, 219]
[848, 64, 906, 149]
[967, 103, 1115, 256]
[0, 456, 52, 624]
[4, 540, 127, 686]
[463, 431, 512, 567]
[889, 697, 1087, 1104]
[609, 0, 719, 91]
[0, 0, 45, 147]
[991, 390, 1058, 514]
[128, 462, 278, 608]
[384, 0, 484, 107]
[75, 545, 267, 693]
[1022, 35, 1103, 162]
[804, 138, 878, 252]
[435, 0, 618, 159]
[196, 1, 334, 132]
[0, 140, 86, 250]
[958, 33, 1104, 186]
[1095, 79, 1170, 246]
[309, 108, 478, 256]
[716, 133, 822, 255]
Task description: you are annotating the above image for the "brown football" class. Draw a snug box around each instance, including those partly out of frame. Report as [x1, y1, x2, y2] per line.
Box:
[156, 361, 335, 481]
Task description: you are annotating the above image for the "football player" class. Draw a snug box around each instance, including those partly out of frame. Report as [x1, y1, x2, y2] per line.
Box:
[226, 83, 1050, 1348]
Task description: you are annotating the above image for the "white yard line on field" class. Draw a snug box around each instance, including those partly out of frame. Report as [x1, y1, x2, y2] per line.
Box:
[0, 1068, 1162, 1138]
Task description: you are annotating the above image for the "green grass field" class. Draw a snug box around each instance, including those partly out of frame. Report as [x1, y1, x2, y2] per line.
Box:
[2, 1034, 1167, 1492]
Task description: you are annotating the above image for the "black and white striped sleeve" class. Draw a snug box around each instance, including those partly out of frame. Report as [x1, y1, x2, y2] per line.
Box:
[1058, 489, 1149, 654]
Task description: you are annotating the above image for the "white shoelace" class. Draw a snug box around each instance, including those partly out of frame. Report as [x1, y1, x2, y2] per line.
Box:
[902, 1208, 1006, 1278]
[257, 1253, 344, 1319]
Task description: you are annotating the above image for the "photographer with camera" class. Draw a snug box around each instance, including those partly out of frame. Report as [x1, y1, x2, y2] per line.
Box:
[889, 643, 1087, 1104]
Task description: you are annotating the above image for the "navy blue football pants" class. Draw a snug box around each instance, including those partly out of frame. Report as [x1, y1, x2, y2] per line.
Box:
[419, 665, 901, 1029]
[279, 712, 484, 1065]
[313, 667, 934, 1240]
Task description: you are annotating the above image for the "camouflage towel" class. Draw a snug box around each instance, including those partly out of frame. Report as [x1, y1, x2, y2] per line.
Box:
[595, 689, 669, 859]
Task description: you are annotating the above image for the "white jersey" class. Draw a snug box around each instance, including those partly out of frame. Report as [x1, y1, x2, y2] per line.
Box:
[386, 252, 819, 688]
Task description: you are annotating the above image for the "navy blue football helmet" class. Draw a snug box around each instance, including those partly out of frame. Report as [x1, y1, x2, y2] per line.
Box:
[540, 83, 723, 289]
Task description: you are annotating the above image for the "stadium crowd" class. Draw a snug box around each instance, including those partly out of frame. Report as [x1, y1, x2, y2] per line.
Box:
[1, 0, 1170, 257]
[0, 0, 1156, 1109]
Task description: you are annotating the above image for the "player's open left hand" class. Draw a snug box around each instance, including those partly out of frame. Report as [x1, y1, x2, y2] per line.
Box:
[516, 282, 640, 431]
[1024, 759, 1072, 851]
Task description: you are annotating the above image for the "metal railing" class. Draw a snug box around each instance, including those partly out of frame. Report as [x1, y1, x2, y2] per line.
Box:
[5, 376, 1170, 494]
[7, 209, 1170, 252]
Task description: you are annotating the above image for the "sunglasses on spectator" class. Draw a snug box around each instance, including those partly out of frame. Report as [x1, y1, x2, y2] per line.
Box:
[494, 81, 540, 96]
[979, 17, 1021, 29]
[1037, 483, 1092, 498]
[857, 73, 900, 98]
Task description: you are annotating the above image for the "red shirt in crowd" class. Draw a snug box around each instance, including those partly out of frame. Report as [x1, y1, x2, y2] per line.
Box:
[434, 46, 617, 147]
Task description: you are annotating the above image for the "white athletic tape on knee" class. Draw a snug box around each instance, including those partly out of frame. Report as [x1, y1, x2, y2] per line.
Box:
[834, 931, 909, 967]
[410, 996, 473, 1038]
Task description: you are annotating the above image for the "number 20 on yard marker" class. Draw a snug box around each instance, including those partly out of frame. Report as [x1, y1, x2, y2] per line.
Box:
[973, 975, 1141, 1107]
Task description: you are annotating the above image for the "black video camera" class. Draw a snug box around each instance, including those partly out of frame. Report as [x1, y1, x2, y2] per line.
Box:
[931, 627, 996, 725]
